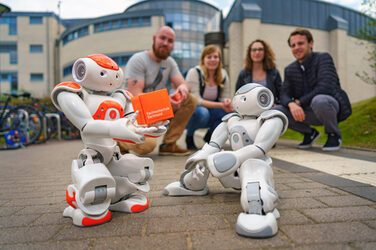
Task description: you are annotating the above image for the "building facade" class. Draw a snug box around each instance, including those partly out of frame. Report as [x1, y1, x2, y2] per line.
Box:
[223, 0, 376, 102]
[0, 0, 375, 102]
[0, 12, 61, 97]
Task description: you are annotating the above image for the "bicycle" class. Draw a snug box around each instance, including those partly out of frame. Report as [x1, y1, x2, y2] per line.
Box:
[34, 101, 80, 142]
[0, 93, 43, 150]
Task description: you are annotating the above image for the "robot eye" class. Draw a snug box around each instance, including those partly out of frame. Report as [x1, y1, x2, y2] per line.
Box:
[240, 96, 246, 102]
[116, 73, 119, 79]
[100, 71, 106, 77]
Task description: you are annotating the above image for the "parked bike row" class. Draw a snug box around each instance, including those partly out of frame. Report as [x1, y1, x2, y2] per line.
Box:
[0, 92, 80, 150]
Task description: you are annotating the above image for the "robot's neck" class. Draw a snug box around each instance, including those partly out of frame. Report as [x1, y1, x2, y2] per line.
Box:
[242, 115, 258, 119]
[83, 86, 108, 96]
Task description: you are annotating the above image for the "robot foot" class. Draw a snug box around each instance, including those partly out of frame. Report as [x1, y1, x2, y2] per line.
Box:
[236, 212, 278, 238]
[163, 181, 208, 196]
[63, 206, 111, 227]
[109, 194, 149, 213]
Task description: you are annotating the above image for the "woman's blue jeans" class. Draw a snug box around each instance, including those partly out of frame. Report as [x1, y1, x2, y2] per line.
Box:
[186, 106, 227, 137]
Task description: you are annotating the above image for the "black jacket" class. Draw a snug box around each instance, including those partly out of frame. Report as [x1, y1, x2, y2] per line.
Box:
[235, 68, 282, 104]
[280, 52, 351, 122]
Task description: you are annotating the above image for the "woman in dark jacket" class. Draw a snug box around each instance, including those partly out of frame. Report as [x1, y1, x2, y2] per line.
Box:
[235, 39, 282, 104]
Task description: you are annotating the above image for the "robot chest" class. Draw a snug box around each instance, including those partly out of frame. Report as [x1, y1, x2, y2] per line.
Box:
[228, 120, 259, 149]
[87, 97, 124, 121]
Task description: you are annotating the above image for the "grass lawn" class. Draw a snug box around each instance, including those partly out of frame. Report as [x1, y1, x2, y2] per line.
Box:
[280, 97, 376, 149]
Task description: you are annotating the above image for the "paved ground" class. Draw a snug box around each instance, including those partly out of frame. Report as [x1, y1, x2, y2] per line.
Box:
[0, 136, 375, 249]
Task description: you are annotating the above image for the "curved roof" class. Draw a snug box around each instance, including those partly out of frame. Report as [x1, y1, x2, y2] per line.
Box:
[223, 0, 375, 40]
[125, 0, 219, 12]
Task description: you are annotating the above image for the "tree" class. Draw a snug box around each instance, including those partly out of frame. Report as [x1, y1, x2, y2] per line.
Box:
[356, 0, 376, 85]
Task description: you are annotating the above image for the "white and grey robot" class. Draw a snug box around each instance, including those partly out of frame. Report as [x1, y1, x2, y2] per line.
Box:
[51, 54, 166, 227]
[164, 83, 288, 238]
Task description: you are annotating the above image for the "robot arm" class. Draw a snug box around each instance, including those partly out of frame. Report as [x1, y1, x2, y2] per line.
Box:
[235, 117, 284, 163]
[57, 91, 95, 130]
[206, 117, 284, 178]
[56, 91, 146, 144]
[185, 121, 228, 170]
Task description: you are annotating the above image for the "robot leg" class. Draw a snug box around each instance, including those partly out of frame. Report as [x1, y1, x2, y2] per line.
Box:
[164, 163, 209, 196]
[236, 159, 279, 238]
[107, 151, 154, 213]
[63, 149, 116, 227]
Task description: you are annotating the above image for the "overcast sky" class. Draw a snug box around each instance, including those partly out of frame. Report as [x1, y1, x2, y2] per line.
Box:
[0, 0, 364, 19]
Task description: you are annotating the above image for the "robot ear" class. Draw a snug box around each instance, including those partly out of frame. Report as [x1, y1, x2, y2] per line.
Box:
[72, 59, 87, 83]
[257, 88, 274, 109]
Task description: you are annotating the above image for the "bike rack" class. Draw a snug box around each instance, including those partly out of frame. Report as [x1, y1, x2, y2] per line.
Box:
[45, 113, 62, 140]
[17, 109, 30, 143]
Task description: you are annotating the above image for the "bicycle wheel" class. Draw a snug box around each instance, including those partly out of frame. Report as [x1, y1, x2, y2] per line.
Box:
[0, 108, 27, 149]
[60, 114, 81, 140]
[15, 105, 43, 145]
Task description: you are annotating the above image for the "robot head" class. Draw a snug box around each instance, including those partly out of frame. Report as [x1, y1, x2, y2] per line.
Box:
[72, 54, 124, 92]
[232, 83, 274, 116]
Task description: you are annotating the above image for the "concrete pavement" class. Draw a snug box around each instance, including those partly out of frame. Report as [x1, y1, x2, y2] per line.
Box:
[0, 137, 375, 249]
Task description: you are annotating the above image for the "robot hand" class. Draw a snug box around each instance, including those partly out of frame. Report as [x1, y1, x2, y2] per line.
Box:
[110, 114, 145, 144]
[206, 151, 240, 178]
[185, 143, 220, 170]
[138, 120, 169, 138]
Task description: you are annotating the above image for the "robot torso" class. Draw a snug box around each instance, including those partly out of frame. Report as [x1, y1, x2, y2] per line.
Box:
[227, 116, 260, 151]
[84, 93, 125, 121]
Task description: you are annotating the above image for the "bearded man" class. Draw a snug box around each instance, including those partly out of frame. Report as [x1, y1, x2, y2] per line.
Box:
[118, 26, 196, 156]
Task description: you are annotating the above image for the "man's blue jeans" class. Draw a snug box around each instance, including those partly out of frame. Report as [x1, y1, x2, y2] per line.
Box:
[186, 106, 227, 137]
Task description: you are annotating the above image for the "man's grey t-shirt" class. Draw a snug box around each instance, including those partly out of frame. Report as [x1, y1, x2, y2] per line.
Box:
[124, 51, 181, 93]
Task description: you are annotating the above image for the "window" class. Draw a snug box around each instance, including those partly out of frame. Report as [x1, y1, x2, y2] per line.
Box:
[141, 17, 150, 26]
[93, 16, 151, 34]
[30, 16, 43, 24]
[111, 55, 131, 66]
[63, 64, 73, 77]
[30, 73, 44, 81]
[0, 43, 17, 64]
[30, 44, 43, 53]
[62, 26, 89, 45]
[0, 73, 10, 81]
[0, 16, 17, 35]
[0, 72, 18, 92]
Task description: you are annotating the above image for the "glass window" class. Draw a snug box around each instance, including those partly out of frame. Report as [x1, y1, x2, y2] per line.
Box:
[183, 50, 191, 58]
[30, 44, 43, 53]
[182, 14, 190, 22]
[131, 17, 139, 26]
[29, 16, 43, 24]
[103, 21, 110, 30]
[0, 73, 9, 81]
[182, 22, 190, 30]
[174, 23, 182, 30]
[142, 17, 150, 26]
[0, 17, 17, 35]
[63, 64, 73, 77]
[30, 73, 44, 81]
[120, 18, 127, 27]
[94, 23, 101, 32]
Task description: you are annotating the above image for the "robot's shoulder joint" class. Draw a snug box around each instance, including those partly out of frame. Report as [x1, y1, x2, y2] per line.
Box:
[222, 112, 241, 122]
[258, 110, 288, 135]
[51, 82, 84, 110]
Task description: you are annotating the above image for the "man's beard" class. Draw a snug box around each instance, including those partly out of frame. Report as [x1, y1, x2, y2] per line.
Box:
[153, 43, 171, 60]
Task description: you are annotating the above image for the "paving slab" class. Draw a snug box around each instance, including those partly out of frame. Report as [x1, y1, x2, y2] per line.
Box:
[0, 139, 375, 249]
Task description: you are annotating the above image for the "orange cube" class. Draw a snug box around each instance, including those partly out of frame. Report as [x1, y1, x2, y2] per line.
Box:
[131, 89, 174, 125]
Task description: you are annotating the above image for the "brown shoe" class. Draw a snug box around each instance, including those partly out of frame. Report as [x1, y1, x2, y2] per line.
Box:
[159, 143, 191, 156]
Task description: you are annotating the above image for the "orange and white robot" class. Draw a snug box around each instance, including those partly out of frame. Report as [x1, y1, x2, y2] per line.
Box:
[51, 54, 166, 226]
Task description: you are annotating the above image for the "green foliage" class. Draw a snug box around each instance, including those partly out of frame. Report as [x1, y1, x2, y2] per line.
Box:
[356, 0, 376, 85]
[280, 97, 376, 149]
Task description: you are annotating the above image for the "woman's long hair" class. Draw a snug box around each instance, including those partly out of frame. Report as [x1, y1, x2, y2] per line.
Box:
[244, 39, 276, 72]
[199, 45, 224, 87]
